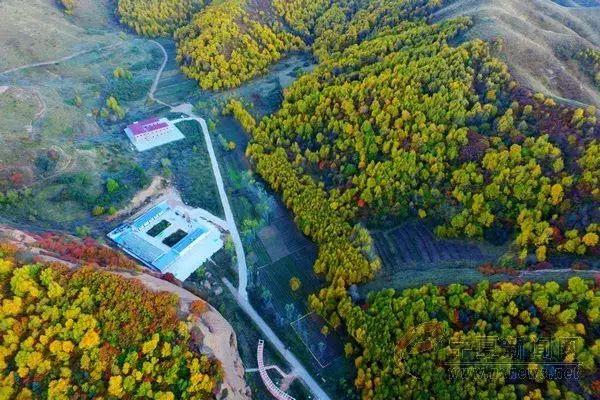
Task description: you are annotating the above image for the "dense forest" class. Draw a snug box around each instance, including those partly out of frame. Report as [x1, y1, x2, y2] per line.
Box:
[341, 278, 599, 399]
[226, 1, 600, 398]
[117, 0, 206, 37]
[174, 0, 303, 90]
[114, 0, 600, 398]
[117, 0, 303, 89]
[0, 244, 221, 399]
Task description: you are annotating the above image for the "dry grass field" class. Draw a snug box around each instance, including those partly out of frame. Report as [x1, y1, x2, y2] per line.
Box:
[0, 0, 119, 71]
[434, 0, 600, 106]
[0, 0, 164, 228]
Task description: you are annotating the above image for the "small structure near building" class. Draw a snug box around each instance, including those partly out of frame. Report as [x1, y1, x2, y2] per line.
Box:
[255, 340, 296, 400]
[125, 117, 185, 151]
[108, 199, 223, 281]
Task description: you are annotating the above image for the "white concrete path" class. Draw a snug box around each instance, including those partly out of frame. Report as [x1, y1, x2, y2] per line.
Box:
[224, 279, 331, 400]
[149, 43, 330, 399]
[172, 104, 248, 300]
[173, 106, 330, 399]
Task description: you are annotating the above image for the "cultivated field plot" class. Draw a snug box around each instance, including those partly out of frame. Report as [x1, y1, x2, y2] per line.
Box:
[258, 213, 313, 262]
[257, 245, 319, 314]
[373, 221, 496, 270]
[245, 237, 272, 268]
[254, 199, 314, 263]
[256, 227, 286, 262]
[291, 313, 344, 368]
[359, 220, 507, 292]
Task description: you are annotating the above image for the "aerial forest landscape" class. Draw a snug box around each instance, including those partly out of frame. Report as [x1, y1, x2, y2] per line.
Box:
[0, 0, 599, 399]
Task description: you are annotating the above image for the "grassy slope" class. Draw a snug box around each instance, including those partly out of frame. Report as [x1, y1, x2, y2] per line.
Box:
[0, 0, 165, 229]
[434, 0, 600, 106]
[0, 0, 118, 71]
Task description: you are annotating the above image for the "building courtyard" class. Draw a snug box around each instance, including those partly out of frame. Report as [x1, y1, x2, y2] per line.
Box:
[108, 199, 224, 281]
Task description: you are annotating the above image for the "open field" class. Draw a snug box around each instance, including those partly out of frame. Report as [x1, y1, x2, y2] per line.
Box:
[0, 0, 170, 230]
[434, 0, 600, 106]
[0, 0, 118, 71]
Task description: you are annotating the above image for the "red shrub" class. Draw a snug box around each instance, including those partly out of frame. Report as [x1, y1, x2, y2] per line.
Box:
[35, 234, 139, 271]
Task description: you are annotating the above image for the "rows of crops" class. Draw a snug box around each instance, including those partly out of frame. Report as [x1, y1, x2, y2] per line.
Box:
[373, 221, 490, 272]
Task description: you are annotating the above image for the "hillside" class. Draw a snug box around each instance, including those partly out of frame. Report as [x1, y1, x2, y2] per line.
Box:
[433, 0, 600, 106]
[0, 226, 251, 399]
[230, 0, 600, 397]
[0, 0, 173, 229]
[0, 0, 118, 71]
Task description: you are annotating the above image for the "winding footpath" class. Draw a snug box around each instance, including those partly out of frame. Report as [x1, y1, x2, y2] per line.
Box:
[148, 40, 172, 108]
[0, 42, 121, 75]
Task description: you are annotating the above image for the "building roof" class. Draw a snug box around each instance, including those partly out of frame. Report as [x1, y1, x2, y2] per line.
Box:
[132, 202, 169, 230]
[128, 117, 169, 136]
[153, 251, 179, 271]
[172, 227, 207, 254]
[115, 230, 163, 264]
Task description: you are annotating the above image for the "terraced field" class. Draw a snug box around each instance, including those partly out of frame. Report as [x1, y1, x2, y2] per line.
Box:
[373, 221, 491, 267]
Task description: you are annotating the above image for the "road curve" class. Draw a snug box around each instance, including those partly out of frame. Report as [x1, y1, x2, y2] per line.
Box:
[173, 105, 330, 399]
[152, 46, 328, 399]
[148, 40, 172, 108]
[171, 104, 249, 299]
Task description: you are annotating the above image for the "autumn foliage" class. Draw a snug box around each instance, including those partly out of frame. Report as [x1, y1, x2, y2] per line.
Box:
[189, 299, 209, 316]
[341, 278, 600, 399]
[35, 233, 139, 271]
[0, 246, 221, 399]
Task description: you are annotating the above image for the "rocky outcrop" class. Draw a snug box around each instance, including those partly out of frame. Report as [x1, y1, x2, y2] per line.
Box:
[0, 225, 251, 400]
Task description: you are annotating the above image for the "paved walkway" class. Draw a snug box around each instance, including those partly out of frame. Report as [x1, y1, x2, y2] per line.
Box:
[224, 280, 331, 400]
[173, 105, 330, 399]
[150, 44, 330, 399]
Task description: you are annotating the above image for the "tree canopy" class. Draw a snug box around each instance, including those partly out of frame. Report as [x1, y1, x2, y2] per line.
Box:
[0, 244, 221, 399]
[117, 0, 206, 37]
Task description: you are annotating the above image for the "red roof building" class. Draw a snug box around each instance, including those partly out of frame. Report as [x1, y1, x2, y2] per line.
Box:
[124, 116, 185, 151]
[126, 117, 170, 142]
